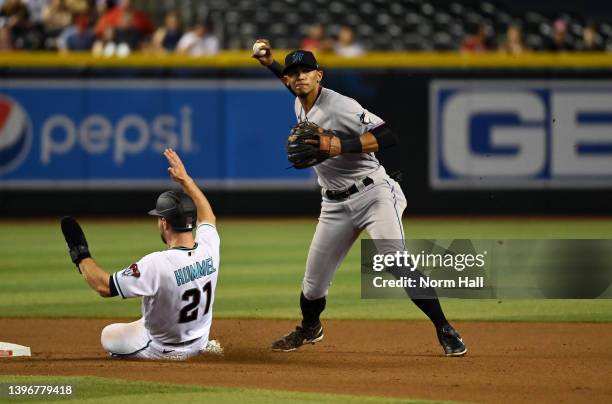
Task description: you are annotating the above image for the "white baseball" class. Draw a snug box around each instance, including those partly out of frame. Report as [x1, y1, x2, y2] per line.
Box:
[253, 41, 268, 56]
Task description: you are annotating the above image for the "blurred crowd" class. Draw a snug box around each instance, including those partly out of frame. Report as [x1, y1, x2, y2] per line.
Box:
[0, 0, 219, 56]
[0, 0, 608, 56]
[460, 19, 604, 53]
[303, 20, 606, 55]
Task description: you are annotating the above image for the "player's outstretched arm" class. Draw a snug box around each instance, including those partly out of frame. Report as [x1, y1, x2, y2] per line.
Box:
[163, 148, 216, 226]
[60, 217, 112, 297]
[79, 258, 112, 297]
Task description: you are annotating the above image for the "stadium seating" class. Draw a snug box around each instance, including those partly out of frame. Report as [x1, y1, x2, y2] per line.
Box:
[135, 0, 612, 51]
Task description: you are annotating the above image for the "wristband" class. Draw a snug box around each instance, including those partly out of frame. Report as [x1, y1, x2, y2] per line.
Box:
[340, 137, 362, 154]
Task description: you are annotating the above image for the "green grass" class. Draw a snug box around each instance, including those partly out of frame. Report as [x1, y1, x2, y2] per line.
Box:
[0, 376, 451, 403]
[0, 218, 611, 321]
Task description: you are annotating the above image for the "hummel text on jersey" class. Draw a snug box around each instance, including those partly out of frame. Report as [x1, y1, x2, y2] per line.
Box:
[174, 258, 216, 286]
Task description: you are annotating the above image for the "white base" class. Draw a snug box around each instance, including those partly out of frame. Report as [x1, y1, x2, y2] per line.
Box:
[0, 342, 31, 357]
[200, 339, 223, 356]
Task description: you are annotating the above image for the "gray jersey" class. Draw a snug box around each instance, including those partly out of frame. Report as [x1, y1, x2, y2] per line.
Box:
[294, 87, 386, 190]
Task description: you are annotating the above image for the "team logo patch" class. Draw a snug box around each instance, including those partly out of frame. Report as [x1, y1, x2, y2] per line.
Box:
[359, 111, 372, 125]
[121, 263, 140, 278]
[0, 95, 32, 175]
[292, 52, 304, 63]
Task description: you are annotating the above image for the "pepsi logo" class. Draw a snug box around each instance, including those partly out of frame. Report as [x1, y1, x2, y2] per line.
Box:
[0, 95, 32, 175]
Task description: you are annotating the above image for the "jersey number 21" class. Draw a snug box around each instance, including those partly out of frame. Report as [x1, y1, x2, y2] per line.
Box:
[179, 281, 212, 323]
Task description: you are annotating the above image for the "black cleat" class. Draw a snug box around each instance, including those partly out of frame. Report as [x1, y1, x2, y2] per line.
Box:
[437, 324, 467, 357]
[271, 324, 324, 352]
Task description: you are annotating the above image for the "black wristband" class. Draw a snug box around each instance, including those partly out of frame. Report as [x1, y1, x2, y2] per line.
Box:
[340, 137, 362, 153]
[70, 245, 91, 266]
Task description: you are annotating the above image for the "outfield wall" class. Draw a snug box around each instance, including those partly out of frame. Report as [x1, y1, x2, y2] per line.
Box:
[1, 53, 611, 216]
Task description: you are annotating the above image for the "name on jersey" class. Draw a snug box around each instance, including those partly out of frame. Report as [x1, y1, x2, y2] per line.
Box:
[174, 258, 216, 287]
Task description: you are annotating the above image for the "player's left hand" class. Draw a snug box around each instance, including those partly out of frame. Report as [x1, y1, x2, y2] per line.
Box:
[304, 130, 342, 157]
[60, 216, 91, 272]
[164, 148, 190, 184]
[287, 121, 341, 169]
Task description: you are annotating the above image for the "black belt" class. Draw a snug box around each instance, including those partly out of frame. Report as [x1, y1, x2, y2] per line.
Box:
[163, 336, 201, 347]
[325, 177, 374, 201]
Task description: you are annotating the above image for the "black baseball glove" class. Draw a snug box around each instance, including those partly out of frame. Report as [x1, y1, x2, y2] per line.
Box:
[287, 121, 340, 169]
[60, 216, 91, 272]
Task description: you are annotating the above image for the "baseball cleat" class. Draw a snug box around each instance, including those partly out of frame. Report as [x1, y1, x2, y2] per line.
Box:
[271, 324, 324, 352]
[437, 324, 467, 357]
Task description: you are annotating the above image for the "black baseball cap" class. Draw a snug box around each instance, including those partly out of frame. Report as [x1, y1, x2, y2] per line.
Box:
[282, 50, 320, 75]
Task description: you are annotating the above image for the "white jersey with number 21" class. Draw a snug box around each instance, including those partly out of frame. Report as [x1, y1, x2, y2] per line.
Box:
[112, 223, 220, 345]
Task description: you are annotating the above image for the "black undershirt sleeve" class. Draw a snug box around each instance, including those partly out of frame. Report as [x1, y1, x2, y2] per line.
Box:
[108, 275, 119, 297]
[371, 125, 398, 150]
[267, 60, 284, 78]
[266, 60, 296, 96]
[372, 125, 403, 182]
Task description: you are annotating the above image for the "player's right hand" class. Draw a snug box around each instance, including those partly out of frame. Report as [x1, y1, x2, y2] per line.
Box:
[252, 39, 273, 66]
[164, 148, 190, 184]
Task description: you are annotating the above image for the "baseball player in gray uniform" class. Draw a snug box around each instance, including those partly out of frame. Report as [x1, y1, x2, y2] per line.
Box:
[253, 40, 467, 356]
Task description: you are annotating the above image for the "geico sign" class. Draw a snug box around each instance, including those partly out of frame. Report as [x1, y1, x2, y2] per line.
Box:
[431, 81, 612, 188]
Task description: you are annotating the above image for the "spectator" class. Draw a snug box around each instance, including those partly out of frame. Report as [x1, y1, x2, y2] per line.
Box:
[334, 26, 364, 57]
[462, 23, 493, 52]
[300, 23, 333, 53]
[91, 9, 141, 57]
[578, 24, 604, 51]
[113, 10, 139, 52]
[92, 24, 114, 56]
[22, 0, 46, 25]
[542, 19, 572, 51]
[176, 22, 218, 56]
[500, 24, 527, 55]
[0, 26, 12, 50]
[150, 11, 182, 53]
[42, 0, 72, 37]
[94, 0, 152, 39]
[95, 0, 115, 16]
[57, 13, 94, 52]
[0, 0, 33, 48]
[65, 0, 88, 14]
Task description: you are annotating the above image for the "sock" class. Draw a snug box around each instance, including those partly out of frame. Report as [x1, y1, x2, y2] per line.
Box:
[390, 267, 449, 329]
[300, 292, 326, 329]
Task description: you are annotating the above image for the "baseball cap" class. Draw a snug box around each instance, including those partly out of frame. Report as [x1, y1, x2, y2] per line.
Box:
[148, 190, 196, 232]
[282, 50, 320, 75]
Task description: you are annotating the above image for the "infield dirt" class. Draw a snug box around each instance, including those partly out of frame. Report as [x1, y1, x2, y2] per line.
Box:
[1, 319, 611, 403]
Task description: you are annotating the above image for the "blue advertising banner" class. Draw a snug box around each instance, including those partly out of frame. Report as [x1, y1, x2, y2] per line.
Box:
[0, 79, 315, 189]
[430, 80, 612, 189]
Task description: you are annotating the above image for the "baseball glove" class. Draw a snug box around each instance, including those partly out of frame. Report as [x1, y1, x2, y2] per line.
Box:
[287, 121, 340, 169]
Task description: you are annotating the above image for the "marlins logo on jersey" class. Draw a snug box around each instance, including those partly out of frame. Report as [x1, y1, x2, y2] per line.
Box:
[359, 111, 373, 125]
[0, 95, 32, 175]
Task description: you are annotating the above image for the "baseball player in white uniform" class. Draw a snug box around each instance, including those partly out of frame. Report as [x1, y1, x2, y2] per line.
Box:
[253, 41, 467, 356]
[60, 149, 222, 360]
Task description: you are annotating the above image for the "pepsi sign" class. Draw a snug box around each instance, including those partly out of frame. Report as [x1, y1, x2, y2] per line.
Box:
[430, 80, 612, 189]
[0, 95, 32, 175]
[0, 80, 310, 189]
